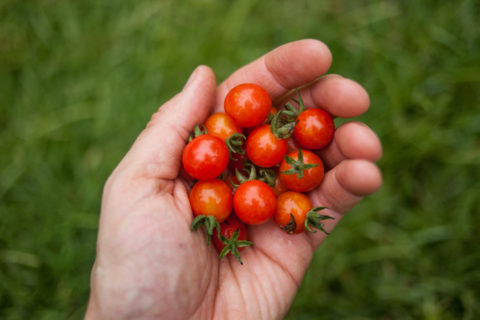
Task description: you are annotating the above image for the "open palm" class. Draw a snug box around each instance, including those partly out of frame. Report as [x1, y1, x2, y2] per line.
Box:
[86, 40, 382, 320]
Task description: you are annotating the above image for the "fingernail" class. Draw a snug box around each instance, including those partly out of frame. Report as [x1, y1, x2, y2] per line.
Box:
[183, 66, 199, 90]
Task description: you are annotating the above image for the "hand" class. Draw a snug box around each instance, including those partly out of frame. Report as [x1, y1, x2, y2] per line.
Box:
[86, 39, 382, 320]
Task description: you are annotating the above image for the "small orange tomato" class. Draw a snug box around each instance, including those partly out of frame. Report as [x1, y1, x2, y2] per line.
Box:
[189, 179, 232, 223]
[275, 192, 312, 233]
[275, 191, 333, 234]
[205, 112, 243, 141]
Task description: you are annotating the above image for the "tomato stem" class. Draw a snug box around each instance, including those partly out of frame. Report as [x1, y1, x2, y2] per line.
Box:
[190, 215, 221, 246]
[218, 229, 254, 265]
[281, 149, 319, 178]
[257, 167, 277, 187]
[234, 162, 257, 186]
[305, 207, 334, 234]
[188, 124, 208, 142]
[280, 213, 297, 234]
[270, 90, 305, 139]
[225, 133, 246, 157]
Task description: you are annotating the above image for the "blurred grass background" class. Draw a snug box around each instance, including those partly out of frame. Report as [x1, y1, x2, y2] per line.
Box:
[1, 0, 479, 319]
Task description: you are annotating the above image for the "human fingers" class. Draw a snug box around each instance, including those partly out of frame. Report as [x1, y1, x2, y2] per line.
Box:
[214, 39, 332, 112]
[307, 159, 382, 248]
[295, 75, 370, 118]
[113, 66, 217, 182]
[319, 122, 383, 169]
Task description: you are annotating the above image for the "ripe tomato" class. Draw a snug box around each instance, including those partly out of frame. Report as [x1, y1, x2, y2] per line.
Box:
[234, 180, 276, 225]
[279, 150, 324, 192]
[189, 179, 232, 223]
[271, 175, 288, 196]
[294, 108, 334, 150]
[274, 192, 312, 233]
[213, 215, 248, 252]
[246, 124, 287, 168]
[224, 83, 272, 128]
[204, 112, 243, 141]
[213, 215, 253, 264]
[275, 191, 332, 234]
[182, 134, 229, 180]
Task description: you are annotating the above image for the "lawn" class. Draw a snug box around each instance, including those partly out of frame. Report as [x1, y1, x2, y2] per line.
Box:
[1, 0, 479, 319]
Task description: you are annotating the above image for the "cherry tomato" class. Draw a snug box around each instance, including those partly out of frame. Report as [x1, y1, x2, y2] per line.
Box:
[294, 108, 334, 150]
[182, 134, 229, 180]
[189, 179, 232, 223]
[224, 83, 272, 128]
[234, 180, 276, 225]
[275, 191, 332, 234]
[204, 112, 243, 141]
[271, 174, 288, 197]
[213, 215, 248, 252]
[274, 192, 312, 233]
[246, 124, 287, 168]
[279, 149, 324, 192]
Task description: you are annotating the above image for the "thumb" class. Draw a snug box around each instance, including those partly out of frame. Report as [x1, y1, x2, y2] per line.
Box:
[116, 65, 217, 181]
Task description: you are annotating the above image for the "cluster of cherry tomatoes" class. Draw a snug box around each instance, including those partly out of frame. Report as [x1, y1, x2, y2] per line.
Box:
[182, 83, 335, 264]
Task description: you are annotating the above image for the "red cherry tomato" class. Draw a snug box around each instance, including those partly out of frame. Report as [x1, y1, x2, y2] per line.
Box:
[224, 83, 272, 128]
[294, 108, 334, 150]
[246, 124, 287, 168]
[182, 134, 229, 180]
[271, 174, 288, 197]
[234, 180, 276, 225]
[204, 112, 243, 141]
[213, 215, 248, 252]
[189, 179, 232, 223]
[274, 191, 312, 234]
[279, 150, 324, 192]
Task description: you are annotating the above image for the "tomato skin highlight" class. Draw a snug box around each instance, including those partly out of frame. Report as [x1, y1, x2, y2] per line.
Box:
[294, 108, 334, 150]
[189, 179, 232, 223]
[182, 134, 229, 181]
[234, 180, 276, 225]
[224, 83, 272, 128]
[274, 192, 312, 234]
[246, 124, 287, 168]
[213, 215, 248, 252]
[205, 112, 243, 141]
[279, 150, 325, 192]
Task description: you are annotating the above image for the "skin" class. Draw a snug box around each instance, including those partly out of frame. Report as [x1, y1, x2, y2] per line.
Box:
[86, 39, 383, 320]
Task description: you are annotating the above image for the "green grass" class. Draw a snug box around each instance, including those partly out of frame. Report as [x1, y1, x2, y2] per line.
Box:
[1, 0, 479, 319]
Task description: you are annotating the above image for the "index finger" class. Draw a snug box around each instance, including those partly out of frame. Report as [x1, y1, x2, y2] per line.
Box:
[214, 39, 332, 111]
